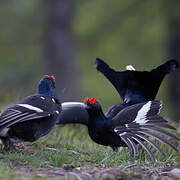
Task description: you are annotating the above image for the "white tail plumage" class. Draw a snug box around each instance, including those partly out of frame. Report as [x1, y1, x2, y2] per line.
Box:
[126, 65, 136, 71]
[133, 101, 151, 124]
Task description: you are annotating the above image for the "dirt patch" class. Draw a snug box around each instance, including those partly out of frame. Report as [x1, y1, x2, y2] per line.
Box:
[13, 162, 180, 180]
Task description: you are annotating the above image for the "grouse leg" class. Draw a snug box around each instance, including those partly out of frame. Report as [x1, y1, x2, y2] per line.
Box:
[111, 146, 119, 152]
[1, 137, 15, 151]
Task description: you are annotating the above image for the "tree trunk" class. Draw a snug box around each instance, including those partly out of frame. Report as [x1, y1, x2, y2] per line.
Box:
[168, 20, 180, 122]
[44, 0, 76, 101]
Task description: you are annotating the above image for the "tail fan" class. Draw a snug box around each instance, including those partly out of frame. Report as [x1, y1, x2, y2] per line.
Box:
[114, 101, 180, 160]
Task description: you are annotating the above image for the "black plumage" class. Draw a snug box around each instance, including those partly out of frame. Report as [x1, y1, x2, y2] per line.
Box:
[0, 75, 61, 150]
[95, 58, 179, 103]
[95, 58, 179, 118]
[83, 97, 180, 160]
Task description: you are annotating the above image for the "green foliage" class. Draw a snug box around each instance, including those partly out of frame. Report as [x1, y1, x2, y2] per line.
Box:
[0, 0, 45, 94]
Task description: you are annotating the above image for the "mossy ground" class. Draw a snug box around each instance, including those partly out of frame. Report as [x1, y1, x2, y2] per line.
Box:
[0, 125, 179, 180]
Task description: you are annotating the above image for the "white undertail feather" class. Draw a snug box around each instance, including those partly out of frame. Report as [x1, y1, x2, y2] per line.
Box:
[126, 65, 136, 71]
[133, 101, 151, 124]
[17, 104, 43, 113]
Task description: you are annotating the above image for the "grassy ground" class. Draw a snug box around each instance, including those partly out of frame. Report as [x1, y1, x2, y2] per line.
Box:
[0, 125, 180, 180]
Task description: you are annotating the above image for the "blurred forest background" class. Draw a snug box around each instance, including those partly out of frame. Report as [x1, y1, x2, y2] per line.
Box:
[0, 0, 180, 122]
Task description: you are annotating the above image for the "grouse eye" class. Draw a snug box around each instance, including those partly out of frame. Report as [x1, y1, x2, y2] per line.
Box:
[89, 97, 97, 104]
[84, 97, 89, 104]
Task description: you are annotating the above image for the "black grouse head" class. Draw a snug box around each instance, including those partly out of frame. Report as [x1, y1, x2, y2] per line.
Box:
[43, 75, 56, 88]
[83, 97, 102, 116]
[38, 75, 56, 94]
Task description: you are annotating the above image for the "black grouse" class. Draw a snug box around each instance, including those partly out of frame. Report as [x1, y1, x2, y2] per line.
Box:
[95, 58, 179, 118]
[57, 59, 179, 125]
[83, 97, 180, 160]
[0, 75, 61, 150]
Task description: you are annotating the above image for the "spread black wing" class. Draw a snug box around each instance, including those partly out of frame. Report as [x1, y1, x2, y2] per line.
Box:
[95, 58, 179, 104]
[0, 95, 57, 131]
[112, 101, 180, 160]
[0, 107, 51, 131]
